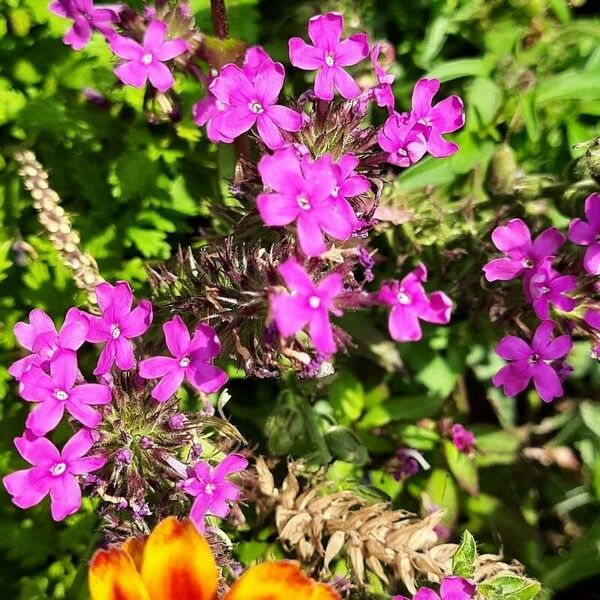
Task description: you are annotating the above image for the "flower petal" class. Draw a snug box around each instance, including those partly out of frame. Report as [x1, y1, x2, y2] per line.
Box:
[257, 192, 300, 226]
[332, 66, 360, 99]
[143, 20, 167, 55]
[411, 78, 440, 118]
[288, 37, 323, 70]
[15, 309, 55, 350]
[568, 218, 595, 246]
[439, 577, 476, 600]
[15, 433, 60, 466]
[213, 453, 248, 480]
[297, 213, 327, 257]
[584, 192, 600, 229]
[94, 341, 117, 375]
[188, 323, 221, 360]
[430, 96, 465, 133]
[140, 517, 218, 600]
[110, 34, 143, 60]
[335, 33, 368, 67]
[49, 473, 82, 520]
[225, 561, 340, 600]
[114, 61, 148, 88]
[139, 356, 178, 379]
[584, 244, 600, 275]
[59, 307, 89, 350]
[308, 309, 335, 353]
[532, 362, 563, 403]
[89, 548, 151, 600]
[66, 400, 102, 429]
[26, 400, 65, 436]
[154, 38, 188, 62]
[271, 294, 311, 338]
[62, 428, 96, 461]
[69, 383, 112, 405]
[388, 305, 422, 342]
[3, 468, 50, 509]
[267, 105, 303, 133]
[314, 66, 335, 101]
[150, 368, 185, 402]
[496, 335, 531, 360]
[186, 363, 228, 394]
[115, 338, 136, 371]
[163, 315, 191, 358]
[50, 350, 78, 391]
[308, 12, 343, 52]
[256, 113, 285, 150]
[147, 61, 175, 92]
[482, 257, 524, 282]
[530, 227, 565, 261]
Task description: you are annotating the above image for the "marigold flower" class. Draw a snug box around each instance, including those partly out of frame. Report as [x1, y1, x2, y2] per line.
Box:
[139, 315, 227, 402]
[492, 320, 572, 403]
[88, 516, 340, 600]
[568, 192, 600, 275]
[110, 21, 188, 92]
[3, 429, 106, 521]
[289, 12, 369, 101]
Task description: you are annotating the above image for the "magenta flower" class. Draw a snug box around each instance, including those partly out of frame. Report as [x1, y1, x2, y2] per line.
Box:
[257, 147, 357, 256]
[20, 352, 111, 436]
[209, 58, 303, 150]
[82, 281, 153, 375]
[526, 260, 577, 319]
[3, 429, 106, 521]
[406, 78, 465, 158]
[377, 264, 452, 343]
[378, 114, 430, 167]
[370, 44, 395, 111]
[109, 21, 188, 92]
[9, 307, 88, 380]
[289, 12, 369, 101]
[483, 219, 565, 282]
[331, 153, 369, 230]
[492, 320, 572, 403]
[584, 308, 600, 332]
[50, 0, 120, 50]
[192, 91, 234, 143]
[181, 453, 248, 532]
[271, 258, 343, 354]
[451, 424, 475, 454]
[394, 576, 476, 600]
[568, 192, 600, 275]
[139, 315, 227, 402]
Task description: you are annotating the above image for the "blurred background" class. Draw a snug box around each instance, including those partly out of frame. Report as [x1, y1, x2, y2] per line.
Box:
[1, 0, 600, 597]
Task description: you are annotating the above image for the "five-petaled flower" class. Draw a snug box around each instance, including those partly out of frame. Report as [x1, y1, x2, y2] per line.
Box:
[82, 281, 153, 375]
[378, 114, 430, 167]
[110, 20, 188, 92]
[405, 78, 465, 158]
[9, 307, 88, 380]
[88, 517, 340, 600]
[20, 351, 112, 435]
[526, 260, 576, 319]
[208, 55, 303, 150]
[257, 147, 358, 256]
[289, 12, 369, 101]
[139, 315, 227, 402]
[3, 429, 106, 521]
[492, 320, 572, 403]
[377, 264, 452, 342]
[568, 192, 600, 275]
[394, 576, 476, 600]
[181, 453, 248, 532]
[483, 219, 565, 282]
[270, 258, 343, 354]
[50, 0, 120, 50]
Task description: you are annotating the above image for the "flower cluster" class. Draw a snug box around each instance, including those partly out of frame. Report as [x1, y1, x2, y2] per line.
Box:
[4, 281, 244, 537]
[485, 193, 600, 402]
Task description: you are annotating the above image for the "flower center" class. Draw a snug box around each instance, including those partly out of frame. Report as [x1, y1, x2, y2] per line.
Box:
[308, 295, 321, 309]
[141, 53, 153, 65]
[111, 325, 121, 339]
[204, 483, 216, 495]
[522, 257, 534, 269]
[418, 116, 431, 126]
[249, 101, 264, 114]
[331, 185, 340, 197]
[50, 462, 67, 476]
[529, 353, 540, 364]
[55, 389, 69, 401]
[396, 290, 411, 305]
[325, 54, 335, 67]
[179, 357, 190, 368]
[396, 148, 408, 157]
[296, 194, 311, 210]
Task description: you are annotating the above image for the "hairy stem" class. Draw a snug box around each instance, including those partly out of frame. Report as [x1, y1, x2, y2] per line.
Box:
[211, 0, 229, 39]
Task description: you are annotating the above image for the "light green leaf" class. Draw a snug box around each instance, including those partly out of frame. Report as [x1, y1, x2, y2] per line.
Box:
[444, 440, 479, 495]
[452, 530, 477, 578]
[479, 574, 541, 600]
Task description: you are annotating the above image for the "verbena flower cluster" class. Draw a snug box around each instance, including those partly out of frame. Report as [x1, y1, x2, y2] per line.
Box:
[484, 193, 600, 402]
[4, 281, 246, 540]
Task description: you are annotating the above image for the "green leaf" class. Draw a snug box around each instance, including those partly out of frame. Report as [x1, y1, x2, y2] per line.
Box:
[478, 575, 541, 600]
[425, 58, 491, 82]
[443, 440, 479, 495]
[452, 530, 477, 579]
[329, 371, 365, 424]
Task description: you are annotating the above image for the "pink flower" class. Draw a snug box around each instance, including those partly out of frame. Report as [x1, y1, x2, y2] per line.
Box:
[208, 57, 303, 150]
[82, 281, 153, 375]
[49, 0, 120, 50]
[289, 12, 369, 101]
[370, 44, 395, 111]
[568, 192, 600, 275]
[584, 308, 600, 333]
[492, 320, 572, 403]
[109, 21, 188, 92]
[526, 260, 576, 320]
[406, 78, 465, 158]
[9, 307, 88, 380]
[20, 352, 111, 435]
[139, 315, 227, 402]
[192, 91, 234, 143]
[377, 264, 452, 342]
[394, 576, 476, 600]
[451, 424, 475, 454]
[332, 153, 370, 230]
[181, 453, 248, 532]
[257, 147, 357, 256]
[3, 429, 106, 521]
[270, 258, 343, 354]
[483, 219, 565, 282]
[378, 113, 429, 167]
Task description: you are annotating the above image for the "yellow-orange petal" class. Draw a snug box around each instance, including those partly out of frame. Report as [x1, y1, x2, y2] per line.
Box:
[122, 536, 147, 573]
[140, 517, 218, 600]
[224, 560, 341, 600]
[88, 548, 151, 600]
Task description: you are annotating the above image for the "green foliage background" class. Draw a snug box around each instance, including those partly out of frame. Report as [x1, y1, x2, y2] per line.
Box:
[0, 0, 599, 597]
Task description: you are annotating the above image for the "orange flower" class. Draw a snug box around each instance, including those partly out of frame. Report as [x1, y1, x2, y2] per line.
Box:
[89, 517, 340, 600]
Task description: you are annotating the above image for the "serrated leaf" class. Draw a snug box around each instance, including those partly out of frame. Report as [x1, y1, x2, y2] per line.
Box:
[478, 574, 541, 600]
[452, 530, 477, 578]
